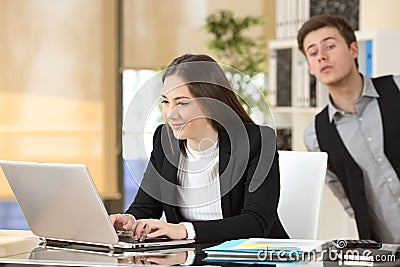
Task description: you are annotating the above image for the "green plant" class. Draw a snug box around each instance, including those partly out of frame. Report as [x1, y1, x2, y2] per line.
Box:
[205, 10, 270, 122]
[206, 10, 267, 77]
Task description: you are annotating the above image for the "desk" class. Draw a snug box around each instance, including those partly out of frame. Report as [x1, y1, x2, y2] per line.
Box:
[0, 231, 399, 267]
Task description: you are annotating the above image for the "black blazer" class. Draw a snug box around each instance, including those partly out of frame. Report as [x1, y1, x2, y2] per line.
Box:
[126, 124, 288, 243]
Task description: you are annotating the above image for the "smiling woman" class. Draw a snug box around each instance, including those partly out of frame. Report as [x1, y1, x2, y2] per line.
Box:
[110, 54, 288, 245]
[161, 76, 215, 149]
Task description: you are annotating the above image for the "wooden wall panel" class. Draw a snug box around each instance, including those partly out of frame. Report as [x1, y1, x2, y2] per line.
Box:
[0, 0, 118, 199]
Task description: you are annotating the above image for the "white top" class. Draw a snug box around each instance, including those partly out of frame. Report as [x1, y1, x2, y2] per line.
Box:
[177, 141, 223, 221]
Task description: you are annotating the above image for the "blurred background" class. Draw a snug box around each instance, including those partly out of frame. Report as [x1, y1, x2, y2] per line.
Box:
[1, 0, 399, 240]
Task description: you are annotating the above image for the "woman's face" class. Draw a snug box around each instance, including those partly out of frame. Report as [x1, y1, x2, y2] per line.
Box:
[162, 75, 213, 141]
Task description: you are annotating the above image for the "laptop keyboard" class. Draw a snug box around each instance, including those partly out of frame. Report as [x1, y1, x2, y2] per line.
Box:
[117, 231, 170, 243]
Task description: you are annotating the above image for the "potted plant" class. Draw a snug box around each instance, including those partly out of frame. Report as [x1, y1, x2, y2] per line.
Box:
[205, 10, 269, 122]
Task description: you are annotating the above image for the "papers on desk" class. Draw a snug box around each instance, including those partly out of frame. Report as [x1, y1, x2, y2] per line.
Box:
[203, 238, 325, 264]
[0, 230, 40, 258]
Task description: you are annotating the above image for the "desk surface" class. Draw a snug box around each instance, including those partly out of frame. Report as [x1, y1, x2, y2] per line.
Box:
[0, 230, 399, 267]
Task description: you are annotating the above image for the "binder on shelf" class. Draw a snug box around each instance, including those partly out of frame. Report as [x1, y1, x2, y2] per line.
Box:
[358, 39, 373, 77]
[295, 57, 309, 107]
[287, 0, 296, 37]
[303, 0, 310, 26]
[365, 40, 373, 77]
[276, 48, 292, 106]
[275, 0, 360, 39]
[294, 50, 317, 108]
[268, 49, 277, 106]
[275, 0, 285, 38]
[269, 38, 323, 109]
[276, 0, 311, 39]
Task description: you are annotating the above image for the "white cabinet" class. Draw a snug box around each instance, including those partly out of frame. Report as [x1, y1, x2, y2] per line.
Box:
[268, 31, 400, 151]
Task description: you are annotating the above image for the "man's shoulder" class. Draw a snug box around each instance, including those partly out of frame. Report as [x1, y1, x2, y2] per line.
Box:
[369, 75, 400, 95]
[372, 74, 400, 87]
[304, 120, 316, 135]
[303, 120, 320, 152]
[392, 75, 400, 88]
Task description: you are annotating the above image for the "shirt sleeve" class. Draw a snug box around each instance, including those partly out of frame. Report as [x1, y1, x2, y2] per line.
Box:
[182, 250, 196, 265]
[179, 222, 196, 240]
[304, 120, 355, 219]
[392, 75, 400, 91]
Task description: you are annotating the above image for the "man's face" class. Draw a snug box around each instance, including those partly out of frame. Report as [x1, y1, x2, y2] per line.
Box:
[303, 26, 358, 86]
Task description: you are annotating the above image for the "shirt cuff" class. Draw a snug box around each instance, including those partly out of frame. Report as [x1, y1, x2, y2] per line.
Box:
[182, 250, 196, 265]
[179, 222, 196, 240]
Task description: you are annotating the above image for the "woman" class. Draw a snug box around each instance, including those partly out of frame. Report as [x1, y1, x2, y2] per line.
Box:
[111, 54, 288, 244]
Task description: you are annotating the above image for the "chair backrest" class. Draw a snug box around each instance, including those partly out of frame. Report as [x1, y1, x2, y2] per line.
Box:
[277, 150, 328, 239]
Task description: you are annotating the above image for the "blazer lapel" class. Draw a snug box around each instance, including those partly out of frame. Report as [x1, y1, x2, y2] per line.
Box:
[219, 130, 234, 217]
[160, 128, 181, 221]
[218, 126, 252, 217]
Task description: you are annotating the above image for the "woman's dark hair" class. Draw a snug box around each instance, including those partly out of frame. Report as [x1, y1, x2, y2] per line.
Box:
[297, 14, 358, 67]
[162, 54, 254, 134]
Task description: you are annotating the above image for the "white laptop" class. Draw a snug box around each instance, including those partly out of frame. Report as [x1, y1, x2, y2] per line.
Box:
[0, 160, 194, 251]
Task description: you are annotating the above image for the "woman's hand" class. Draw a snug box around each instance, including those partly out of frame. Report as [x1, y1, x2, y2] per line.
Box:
[118, 251, 188, 265]
[109, 213, 135, 231]
[133, 219, 187, 241]
[146, 251, 188, 265]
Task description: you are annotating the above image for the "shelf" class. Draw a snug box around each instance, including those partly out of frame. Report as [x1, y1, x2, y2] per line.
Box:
[271, 106, 323, 114]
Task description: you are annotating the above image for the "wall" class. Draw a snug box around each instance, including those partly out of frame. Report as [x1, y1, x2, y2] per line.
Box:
[0, 0, 276, 201]
[123, 0, 275, 69]
[0, 0, 119, 199]
[360, 0, 400, 30]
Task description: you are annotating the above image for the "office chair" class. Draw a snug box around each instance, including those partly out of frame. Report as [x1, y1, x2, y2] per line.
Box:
[277, 150, 328, 239]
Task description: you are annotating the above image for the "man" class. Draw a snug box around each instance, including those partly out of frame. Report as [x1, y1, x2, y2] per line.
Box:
[297, 14, 400, 243]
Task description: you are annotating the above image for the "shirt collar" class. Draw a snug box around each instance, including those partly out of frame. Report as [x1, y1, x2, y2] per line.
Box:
[327, 74, 380, 122]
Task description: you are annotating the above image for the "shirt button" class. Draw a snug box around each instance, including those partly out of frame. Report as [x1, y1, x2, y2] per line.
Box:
[359, 117, 363, 122]
[387, 178, 393, 182]
[367, 137, 372, 142]
[377, 158, 382, 162]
